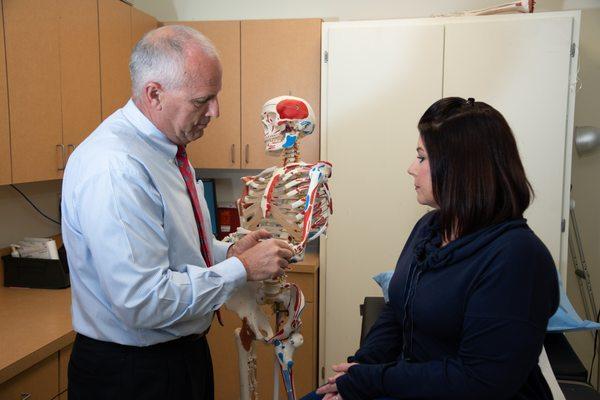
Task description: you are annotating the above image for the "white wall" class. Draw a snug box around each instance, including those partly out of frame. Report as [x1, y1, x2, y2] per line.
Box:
[565, 8, 600, 389]
[0, 181, 62, 248]
[132, 0, 600, 21]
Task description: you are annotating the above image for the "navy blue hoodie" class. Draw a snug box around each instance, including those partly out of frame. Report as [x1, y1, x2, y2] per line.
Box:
[336, 211, 559, 400]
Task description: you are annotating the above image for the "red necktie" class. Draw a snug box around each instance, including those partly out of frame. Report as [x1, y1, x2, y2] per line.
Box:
[176, 145, 223, 325]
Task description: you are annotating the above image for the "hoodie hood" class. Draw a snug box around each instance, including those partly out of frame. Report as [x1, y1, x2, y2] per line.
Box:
[413, 212, 529, 272]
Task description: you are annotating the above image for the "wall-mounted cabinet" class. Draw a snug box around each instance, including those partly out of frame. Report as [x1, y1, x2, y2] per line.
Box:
[4, 0, 64, 184]
[241, 19, 321, 169]
[169, 18, 321, 170]
[4, 0, 100, 184]
[1, 0, 156, 185]
[0, 1, 10, 185]
[131, 6, 158, 47]
[99, 0, 132, 120]
[60, 0, 102, 163]
[174, 21, 241, 169]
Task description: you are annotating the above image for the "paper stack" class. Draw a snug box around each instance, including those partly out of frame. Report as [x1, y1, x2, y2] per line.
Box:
[10, 237, 59, 260]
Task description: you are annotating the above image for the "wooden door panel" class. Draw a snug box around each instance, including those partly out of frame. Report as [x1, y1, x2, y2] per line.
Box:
[208, 285, 317, 398]
[99, 0, 132, 119]
[4, 0, 63, 183]
[131, 7, 157, 47]
[0, 353, 59, 400]
[169, 21, 241, 169]
[0, 0, 11, 184]
[60, 0, 101, 156]
[241, 19, 321, 169]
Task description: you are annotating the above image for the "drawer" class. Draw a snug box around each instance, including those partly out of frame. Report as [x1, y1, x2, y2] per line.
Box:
[287, 271, 316, 303]
[59, 344, 73, 392]
[0, 353, 59, 400]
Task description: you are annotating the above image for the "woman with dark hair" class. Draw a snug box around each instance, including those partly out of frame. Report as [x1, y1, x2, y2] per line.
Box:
[305, 97, 559, 400]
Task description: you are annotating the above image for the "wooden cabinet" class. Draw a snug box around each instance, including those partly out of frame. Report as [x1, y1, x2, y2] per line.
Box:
[169, 19, 322, 170]
[59, 0, 101, 161]
[241, 19, 322, 169]
[59, 344, 72, 395]
[131, 6, 158, 47]
[99, 0, 132, 120]
[3, 0, 100, 184]
[0, 353, 59, 400]
[0, 1, 10, 185]
[208, 255, 319, 399]
[0, 344, 72, 400]
[172, 21, 241, 169]
[3, 0, 63, 183]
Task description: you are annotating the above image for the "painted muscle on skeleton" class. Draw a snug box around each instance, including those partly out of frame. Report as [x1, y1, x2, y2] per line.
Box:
[225, 96, 333, 400]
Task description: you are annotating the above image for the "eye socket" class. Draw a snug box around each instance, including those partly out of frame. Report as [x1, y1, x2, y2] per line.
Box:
[191, 99, 208, 108]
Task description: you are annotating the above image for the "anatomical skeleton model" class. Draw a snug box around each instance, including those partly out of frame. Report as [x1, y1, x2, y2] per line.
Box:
[225, 96, 332, 400]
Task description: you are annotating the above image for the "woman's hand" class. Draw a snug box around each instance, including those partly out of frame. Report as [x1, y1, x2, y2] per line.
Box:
[323, 392, 344, 400]
[316, 362, 357, 399]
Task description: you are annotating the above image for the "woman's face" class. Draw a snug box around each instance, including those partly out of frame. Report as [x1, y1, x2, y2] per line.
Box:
[407, 136, 438, 208]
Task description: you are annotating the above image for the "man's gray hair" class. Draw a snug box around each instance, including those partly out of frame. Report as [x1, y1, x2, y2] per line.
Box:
[129, 25, 219, 98]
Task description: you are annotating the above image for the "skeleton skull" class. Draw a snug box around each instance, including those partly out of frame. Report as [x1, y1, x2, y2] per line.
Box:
[262, 95, 315, 152]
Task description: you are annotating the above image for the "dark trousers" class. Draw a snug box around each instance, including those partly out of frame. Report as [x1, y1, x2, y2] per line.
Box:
[68, 333, 214, 400]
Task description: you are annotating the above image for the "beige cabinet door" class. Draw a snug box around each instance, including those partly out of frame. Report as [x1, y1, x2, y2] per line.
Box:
[170, 21, 242, 169]
[60, 0, 101, 160]
[4, 0, 63, 183]
[0, 353, 59, 400]
[0, 1, 11, 185]
[99, 0, 132, 119]
[131, 7, 157, 48]
[207, 270, 318, 398]
[241, 19, 321, 170]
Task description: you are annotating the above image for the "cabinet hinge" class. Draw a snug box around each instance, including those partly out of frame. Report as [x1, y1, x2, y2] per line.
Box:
[321, 366, 325, 379]
[571, 43, 576, 58]
[561, 218, 566, 232]
[323, 50, 329, 63]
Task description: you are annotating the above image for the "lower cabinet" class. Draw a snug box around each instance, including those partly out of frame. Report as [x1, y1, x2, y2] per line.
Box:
[0, 353, 59, 400]
[208, 259, 319, 399]
[0, 344, 72, 400]
[59, 344, 73, 399]
[0, 260, 318, 400]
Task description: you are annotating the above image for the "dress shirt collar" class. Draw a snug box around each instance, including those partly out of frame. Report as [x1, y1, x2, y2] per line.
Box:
[122, 99, 178, 160]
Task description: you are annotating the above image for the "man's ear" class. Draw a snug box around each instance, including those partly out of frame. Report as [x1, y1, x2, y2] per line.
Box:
[144, 82, 163, 111]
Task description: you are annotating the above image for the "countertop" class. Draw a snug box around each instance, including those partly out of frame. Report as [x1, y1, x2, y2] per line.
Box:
[0, 250, 318, 385]
[0, 286, 74, 385]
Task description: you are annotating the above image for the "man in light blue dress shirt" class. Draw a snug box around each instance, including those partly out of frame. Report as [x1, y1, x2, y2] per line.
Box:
[61, 25, 293, 400]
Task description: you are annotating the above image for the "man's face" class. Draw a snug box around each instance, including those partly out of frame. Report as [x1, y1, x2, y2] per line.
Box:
[158, 52, 222, 146]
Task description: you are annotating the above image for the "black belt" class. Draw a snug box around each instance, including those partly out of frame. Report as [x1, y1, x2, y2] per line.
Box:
[75, 328, 210, 354]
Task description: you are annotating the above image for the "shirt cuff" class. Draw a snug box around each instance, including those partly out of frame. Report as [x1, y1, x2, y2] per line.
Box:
[212, 238, 233, 263]
[209, 256, 247, 290]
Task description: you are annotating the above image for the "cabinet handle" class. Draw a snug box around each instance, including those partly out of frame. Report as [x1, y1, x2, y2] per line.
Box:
[245, 144, 249, 164]
[56, 144, 66, 171]
[230, 144, 236, 164]
[20, 393, 31, 400]
[67, 144, 75, 155]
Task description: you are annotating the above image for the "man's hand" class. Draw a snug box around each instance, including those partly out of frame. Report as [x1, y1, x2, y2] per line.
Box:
[227, 229, 272, 258]
[237, 238, 293, 281]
